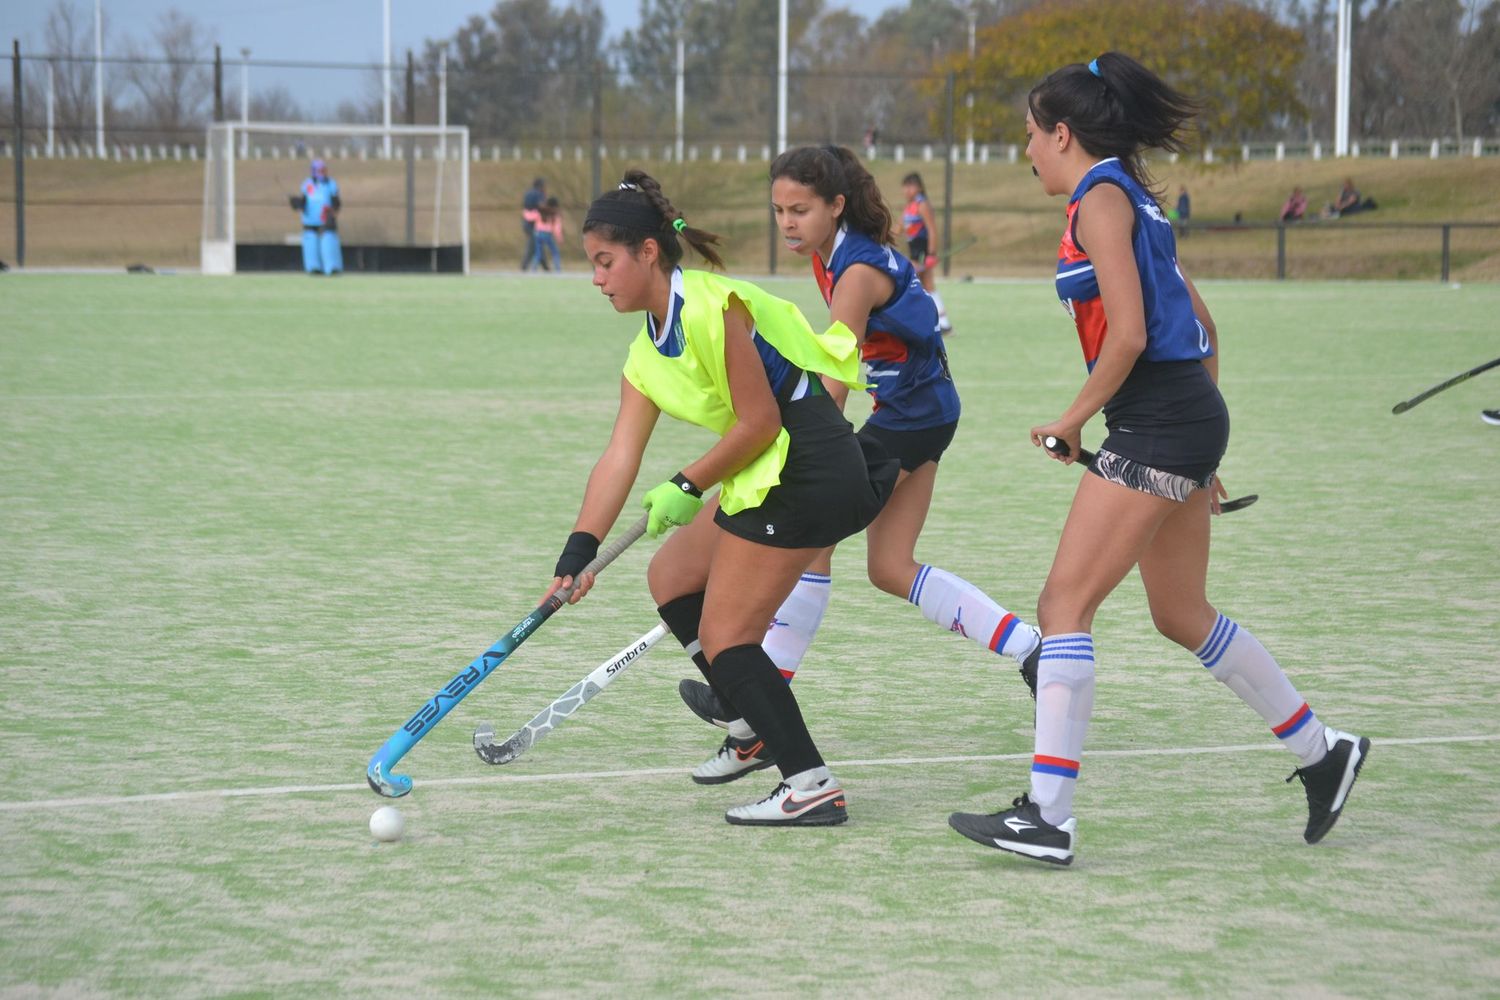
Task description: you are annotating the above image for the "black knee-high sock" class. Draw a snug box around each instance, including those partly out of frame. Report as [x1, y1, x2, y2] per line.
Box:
[657, 592, 742, 720]
[711, 643, 824, 778]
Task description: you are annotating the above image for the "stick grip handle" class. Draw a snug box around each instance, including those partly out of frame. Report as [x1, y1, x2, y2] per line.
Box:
[1043, 435, 1097, 465]
[554, 513, 648, 602]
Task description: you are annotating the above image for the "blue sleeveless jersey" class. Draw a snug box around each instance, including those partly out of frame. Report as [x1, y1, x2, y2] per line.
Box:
[299, 176, 340, 228]
[1054, 158, 1211, 372]
[813, 226, 959, 430]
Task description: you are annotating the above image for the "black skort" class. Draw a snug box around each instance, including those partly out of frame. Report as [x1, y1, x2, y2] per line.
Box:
[857, 420, 957, 472]
[715, 392, 899, 549]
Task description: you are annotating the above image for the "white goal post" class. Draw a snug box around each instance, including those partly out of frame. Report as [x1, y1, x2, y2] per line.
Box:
[201, 121, 470, 275]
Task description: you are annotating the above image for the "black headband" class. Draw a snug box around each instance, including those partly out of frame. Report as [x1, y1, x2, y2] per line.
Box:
[584, 195, 668, 234]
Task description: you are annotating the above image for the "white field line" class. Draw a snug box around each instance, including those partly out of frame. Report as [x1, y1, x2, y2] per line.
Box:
[3, 734, 1496, 814]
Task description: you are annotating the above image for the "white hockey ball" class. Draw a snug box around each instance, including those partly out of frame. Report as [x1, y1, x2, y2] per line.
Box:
[369, 805, 405, 842]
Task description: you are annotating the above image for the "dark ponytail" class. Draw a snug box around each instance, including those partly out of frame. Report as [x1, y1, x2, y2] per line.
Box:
[1027, 51, 1198, 198]
[582, 168, 725, 271]
[769, 145, 895, 248]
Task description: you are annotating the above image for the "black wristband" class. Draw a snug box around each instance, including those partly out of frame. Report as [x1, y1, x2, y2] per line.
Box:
[670, 472, 703, 498]
[554, 530, 600, 580]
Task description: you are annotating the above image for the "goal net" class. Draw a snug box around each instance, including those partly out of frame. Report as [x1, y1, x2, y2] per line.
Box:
[201, 121, 470, 275]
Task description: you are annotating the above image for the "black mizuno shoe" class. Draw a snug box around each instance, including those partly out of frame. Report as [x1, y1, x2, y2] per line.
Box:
[678, 677, 732, 730]
[948, 793, 1076, 865]
[1287, 727, 1370, 844]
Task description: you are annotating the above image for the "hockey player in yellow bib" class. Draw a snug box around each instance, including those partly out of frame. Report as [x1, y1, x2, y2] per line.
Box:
[543, 170, 896, 827]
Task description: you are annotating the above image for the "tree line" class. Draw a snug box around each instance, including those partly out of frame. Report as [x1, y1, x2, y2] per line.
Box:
[4, 0, 1497, 150]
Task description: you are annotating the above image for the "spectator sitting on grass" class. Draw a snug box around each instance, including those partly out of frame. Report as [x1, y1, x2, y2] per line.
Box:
[1279, 186, 1307, 223]
[1328, 178, 1376, 218]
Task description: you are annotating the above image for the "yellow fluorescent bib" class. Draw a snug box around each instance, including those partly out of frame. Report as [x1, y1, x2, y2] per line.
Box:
[623, 268, 862, 515]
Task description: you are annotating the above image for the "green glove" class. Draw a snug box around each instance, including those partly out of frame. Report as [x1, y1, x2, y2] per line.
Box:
[642, 474, 704, 538]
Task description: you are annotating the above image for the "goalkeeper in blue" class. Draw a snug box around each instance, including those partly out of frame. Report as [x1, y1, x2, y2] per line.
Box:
[289, 159, 343, 275]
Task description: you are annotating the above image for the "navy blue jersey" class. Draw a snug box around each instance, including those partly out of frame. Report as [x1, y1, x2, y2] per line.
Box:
[813, 226, 959, 431]
[1055, 158, 1211, 371]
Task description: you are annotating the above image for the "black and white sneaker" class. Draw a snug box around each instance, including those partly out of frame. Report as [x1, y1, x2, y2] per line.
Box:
[948, 793, 1076, 865]
[691, 734, 777, 785]
[1287, 727, 1370, 844]
[1481, 409, 1500, 426]
[678, 678, 731, 730]
[1018, 628, 1041, 699]
[725, 779, 848, 826]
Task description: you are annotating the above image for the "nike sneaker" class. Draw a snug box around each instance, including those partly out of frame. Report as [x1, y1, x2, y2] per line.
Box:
[692, 734, 776, 785]
[1481, 409, 1500, 426]
[947, 792, 1076, 865]
[678, 678, 732, 730]
[725, 779, 848, 826]
[1286, 727, 1370, 844]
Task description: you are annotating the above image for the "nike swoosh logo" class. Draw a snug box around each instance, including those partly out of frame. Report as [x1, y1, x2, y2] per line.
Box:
[1003, 817, 1037, 833]
[734, 741, 766, 762]
[781, 787, 844, 814]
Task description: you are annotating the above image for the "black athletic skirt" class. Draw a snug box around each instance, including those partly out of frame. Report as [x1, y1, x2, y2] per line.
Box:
[857, 420, 957, 472]
[715, 392, 899, 549]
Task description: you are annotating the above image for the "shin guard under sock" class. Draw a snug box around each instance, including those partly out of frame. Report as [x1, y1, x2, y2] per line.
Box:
[711, 643, 824, 778]
[658, 592, 742, 721]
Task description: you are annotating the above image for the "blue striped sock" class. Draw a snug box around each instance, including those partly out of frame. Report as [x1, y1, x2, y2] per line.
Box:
[1029, 633, 1095, 825]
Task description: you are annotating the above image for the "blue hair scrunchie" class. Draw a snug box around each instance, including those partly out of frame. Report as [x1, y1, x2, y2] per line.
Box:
[1087, 58, 1102, 78]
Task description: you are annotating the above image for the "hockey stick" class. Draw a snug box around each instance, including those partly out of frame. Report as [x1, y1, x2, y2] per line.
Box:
[935, 236, 978, 262]
[365, 514, 649, 798]
[1391, 356, 1500, 414]
[472, 621, 671, 766]
[1043, 436, 1258, 513]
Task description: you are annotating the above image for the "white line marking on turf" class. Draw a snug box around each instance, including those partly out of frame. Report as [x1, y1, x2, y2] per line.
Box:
[2, 734, 1495, 813]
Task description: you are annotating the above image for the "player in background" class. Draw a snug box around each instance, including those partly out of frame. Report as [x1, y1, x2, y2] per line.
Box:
[948, 53, 1369, 865]
[550, 170, 897, 826]
[678, 145, 1040, 785]
[901, 172, 950, 334]
[288, 159, 342, 275]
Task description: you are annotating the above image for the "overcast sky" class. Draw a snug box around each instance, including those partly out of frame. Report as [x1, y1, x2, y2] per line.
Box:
[4, 1, 906, 109]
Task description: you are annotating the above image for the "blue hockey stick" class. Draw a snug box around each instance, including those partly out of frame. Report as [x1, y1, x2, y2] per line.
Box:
[366, 513, 649, 797]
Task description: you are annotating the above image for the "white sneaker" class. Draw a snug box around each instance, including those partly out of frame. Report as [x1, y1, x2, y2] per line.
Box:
[691, 734, 777, 785]
[725, 779, 848, 826]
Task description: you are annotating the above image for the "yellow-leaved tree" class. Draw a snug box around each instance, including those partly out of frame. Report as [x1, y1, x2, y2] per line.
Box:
[933, 0, 1305, 149]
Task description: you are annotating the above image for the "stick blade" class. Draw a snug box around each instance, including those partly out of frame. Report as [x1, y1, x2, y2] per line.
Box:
[1219, 494, 1258, 513]
[474, 724, 530, 765]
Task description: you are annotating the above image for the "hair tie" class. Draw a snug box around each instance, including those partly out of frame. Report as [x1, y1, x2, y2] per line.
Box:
[1087, 58, 1102, 78]
[672, 218, 686, 233]
[618, 181, 640, 192]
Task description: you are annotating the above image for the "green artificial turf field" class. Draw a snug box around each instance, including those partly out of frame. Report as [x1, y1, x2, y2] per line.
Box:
[3, 273, 1497, 996]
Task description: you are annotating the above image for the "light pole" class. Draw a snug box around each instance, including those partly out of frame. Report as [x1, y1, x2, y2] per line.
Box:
[382, 0, 392, 158]
[94, 0, 104, 156]
[965, 7, 976, 163]
[1334, 0, 1351, 157]
[239, 48, 250, 158]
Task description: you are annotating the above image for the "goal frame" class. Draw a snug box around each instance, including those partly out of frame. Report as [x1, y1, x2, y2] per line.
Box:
[201, 121, 471, 276]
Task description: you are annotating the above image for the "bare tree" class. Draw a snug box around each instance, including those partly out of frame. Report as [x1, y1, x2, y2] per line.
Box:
[120, 7, 212, 143]
[39, 0, 110, 147]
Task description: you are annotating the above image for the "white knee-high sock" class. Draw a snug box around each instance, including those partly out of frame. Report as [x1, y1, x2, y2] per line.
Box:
[908, 564, 1039, 663]
[1029, 633, 1095, 826]
[930, 290, 949, 326]
[1197, 613, 1327, 766]
[763, 572, 831, 681]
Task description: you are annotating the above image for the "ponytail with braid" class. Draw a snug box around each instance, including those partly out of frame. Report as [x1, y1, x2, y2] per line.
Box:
[582, 169, 724, 271]
[769, 145, 895, 247]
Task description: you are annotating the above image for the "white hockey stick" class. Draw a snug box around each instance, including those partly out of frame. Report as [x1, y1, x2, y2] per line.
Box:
[473, 622, 671, 765]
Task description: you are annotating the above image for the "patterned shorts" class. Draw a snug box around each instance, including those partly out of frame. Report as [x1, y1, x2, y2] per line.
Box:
[1089, 448, 1215, 502]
